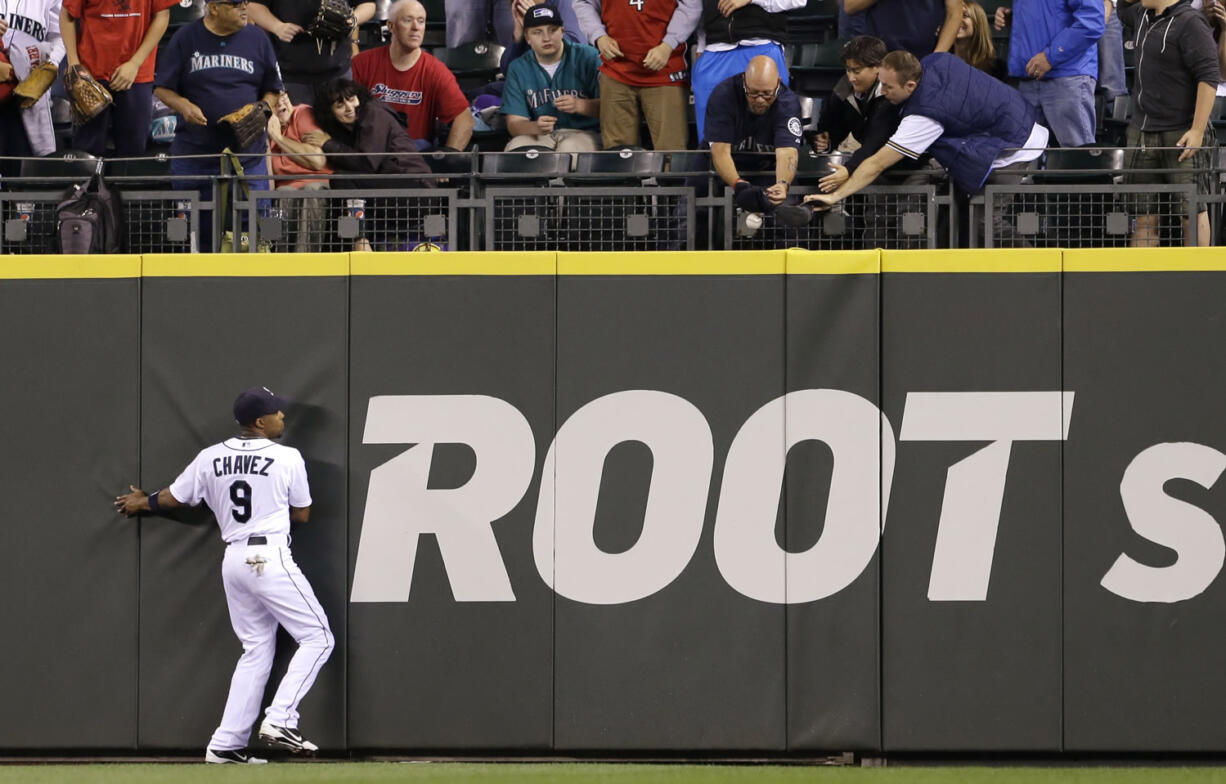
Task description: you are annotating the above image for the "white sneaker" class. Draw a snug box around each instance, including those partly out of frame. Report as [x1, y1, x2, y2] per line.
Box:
[258, 720, 319, 754]
[205, 748, 267, 764]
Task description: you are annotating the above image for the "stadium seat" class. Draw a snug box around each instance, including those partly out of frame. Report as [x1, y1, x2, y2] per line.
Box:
[434, 40, 504, 97]
[168, 0, 205, 29]
[106, 154, 173, 188]
[481, 145, 570, 184]
[785, 0, 839, 44]
[1033, 147, 1125, 185]
[797, 149, 849, 179]
[565, 146, 665, 186]
[19, 149, 99, 182]
[791, 40, 846, 95]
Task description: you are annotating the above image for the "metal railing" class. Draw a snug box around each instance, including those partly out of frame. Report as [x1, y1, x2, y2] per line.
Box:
[1, 147, 1221, 253]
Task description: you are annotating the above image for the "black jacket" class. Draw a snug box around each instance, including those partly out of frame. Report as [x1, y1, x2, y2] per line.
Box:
[321, 101, 435, 189]
[815, 76, 919, 174]
[701, 0, 787, 46]
[1120, 0, 1221, 131]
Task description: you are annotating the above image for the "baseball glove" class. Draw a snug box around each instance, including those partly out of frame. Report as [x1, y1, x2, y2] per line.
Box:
[14, 61, 58, 109]
[64, 64, 113, 124]
[305, 0, 355, 40]
[219, 101, 272, 150]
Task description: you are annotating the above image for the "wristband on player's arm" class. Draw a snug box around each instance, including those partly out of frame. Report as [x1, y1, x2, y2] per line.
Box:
[147, 490, 162, 514]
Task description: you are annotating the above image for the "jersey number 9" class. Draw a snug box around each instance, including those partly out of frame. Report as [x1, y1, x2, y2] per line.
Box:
[230, 480, 252, 523]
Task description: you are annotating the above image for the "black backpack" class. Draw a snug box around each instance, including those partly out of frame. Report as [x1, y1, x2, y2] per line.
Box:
[55, 169, 123, 254]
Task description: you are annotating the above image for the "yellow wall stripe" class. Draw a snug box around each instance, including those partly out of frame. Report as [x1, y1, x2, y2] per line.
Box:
[142, 253, 349, 277]
[0, 254, 141, 279]
[881, 248, 1063, 273]
[559, 251, 787, 275]
[7, 250, 1226, 278]
[787, 249, 880, 274]
[351, 251, 556, 275]
[1064, 247, 1226, 272]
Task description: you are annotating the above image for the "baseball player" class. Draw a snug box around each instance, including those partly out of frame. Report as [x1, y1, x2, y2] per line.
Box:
[115, 386, 334, 765]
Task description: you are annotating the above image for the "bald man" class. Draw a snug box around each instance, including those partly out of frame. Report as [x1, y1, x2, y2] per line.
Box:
[704, 55, 810, 225]
[352, 0, 475, 151]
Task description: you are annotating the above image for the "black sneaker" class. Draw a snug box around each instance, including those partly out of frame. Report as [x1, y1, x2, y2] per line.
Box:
[205, 748, 267, 764]
[259, 720, 319, 754]
[774, 204, 814, 227]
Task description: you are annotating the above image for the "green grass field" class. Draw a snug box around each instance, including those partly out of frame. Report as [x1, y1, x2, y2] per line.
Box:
[4, 763, 1226, 784]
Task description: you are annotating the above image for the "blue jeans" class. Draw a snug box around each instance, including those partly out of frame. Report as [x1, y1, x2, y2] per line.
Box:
[171, 153, 270, 252]
[1098, 9, 1127, 100]
[692, 42, 789, 144]
[1017, 75, 1097, 147]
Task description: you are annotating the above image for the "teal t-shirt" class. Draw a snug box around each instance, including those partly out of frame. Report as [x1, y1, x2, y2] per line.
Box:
[501, 41, 601, 133]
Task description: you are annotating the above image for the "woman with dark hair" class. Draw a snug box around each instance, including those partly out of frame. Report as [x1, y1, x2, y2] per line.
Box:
[303, 78, 434, 249]
[304, 78, 434, 189]
[954, 1, 1006, 80]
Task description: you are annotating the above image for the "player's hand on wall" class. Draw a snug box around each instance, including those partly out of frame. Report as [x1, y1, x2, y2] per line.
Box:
[642, 42, 671, 71]
[109, 60, 139, 91]
[819, 164, 848, 192]
[596, 35, 624, 60]
[114, 485, 148, 517]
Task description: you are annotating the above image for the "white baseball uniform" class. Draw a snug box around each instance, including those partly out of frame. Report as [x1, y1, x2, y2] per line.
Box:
[167, 436, 334, 752]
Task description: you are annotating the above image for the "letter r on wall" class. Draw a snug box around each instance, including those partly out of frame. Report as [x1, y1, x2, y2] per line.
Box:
[350, 395, 535, 602]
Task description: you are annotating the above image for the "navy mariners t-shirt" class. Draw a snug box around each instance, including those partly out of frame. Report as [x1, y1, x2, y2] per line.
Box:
[155, 20, 284, 155]
[702, 73, 803, 151]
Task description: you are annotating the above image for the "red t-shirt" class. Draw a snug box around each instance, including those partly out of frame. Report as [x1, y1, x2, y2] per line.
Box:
[271, 104, 333, 189]
[63, 0, 179, 84]
[351, 47, 470, 142]
[600, 0, 688, 88]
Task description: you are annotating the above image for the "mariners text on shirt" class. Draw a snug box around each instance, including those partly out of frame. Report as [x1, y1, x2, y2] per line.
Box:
[190, 52, 257, 74]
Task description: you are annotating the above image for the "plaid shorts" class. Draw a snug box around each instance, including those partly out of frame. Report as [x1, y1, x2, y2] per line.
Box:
[1124, 125, 1215, 216]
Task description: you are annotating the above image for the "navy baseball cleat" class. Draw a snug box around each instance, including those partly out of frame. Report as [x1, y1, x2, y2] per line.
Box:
[205, 748, 267, 764]
[259, 720, 319, 754]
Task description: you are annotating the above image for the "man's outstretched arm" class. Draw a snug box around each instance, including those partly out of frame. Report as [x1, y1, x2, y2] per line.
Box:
[805, 145, 905, 208]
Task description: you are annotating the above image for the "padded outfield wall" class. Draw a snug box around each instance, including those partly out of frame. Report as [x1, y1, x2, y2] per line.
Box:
[1, 249, 1224, 753]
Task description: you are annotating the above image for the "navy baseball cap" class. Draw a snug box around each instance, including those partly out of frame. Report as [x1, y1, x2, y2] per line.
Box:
[233, 386, 289, 425]
[523, 4, 561, 29]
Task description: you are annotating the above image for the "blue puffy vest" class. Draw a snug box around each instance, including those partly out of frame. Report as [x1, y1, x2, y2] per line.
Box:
[901, 53, 1038, 193]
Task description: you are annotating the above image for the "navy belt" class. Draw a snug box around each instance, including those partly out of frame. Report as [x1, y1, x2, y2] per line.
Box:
[247, 536, 267, 545]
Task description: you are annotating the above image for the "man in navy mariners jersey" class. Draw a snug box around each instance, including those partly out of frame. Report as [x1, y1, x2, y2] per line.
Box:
[154, 0, 282, 249]
[501, 3, 602, 151]
[704, 55, 811, 226]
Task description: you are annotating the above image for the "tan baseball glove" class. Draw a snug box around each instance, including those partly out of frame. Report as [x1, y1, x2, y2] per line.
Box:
[63, 64, 113, 124]
[14, 61, 59, 108]
[219, 101, 272, 151]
